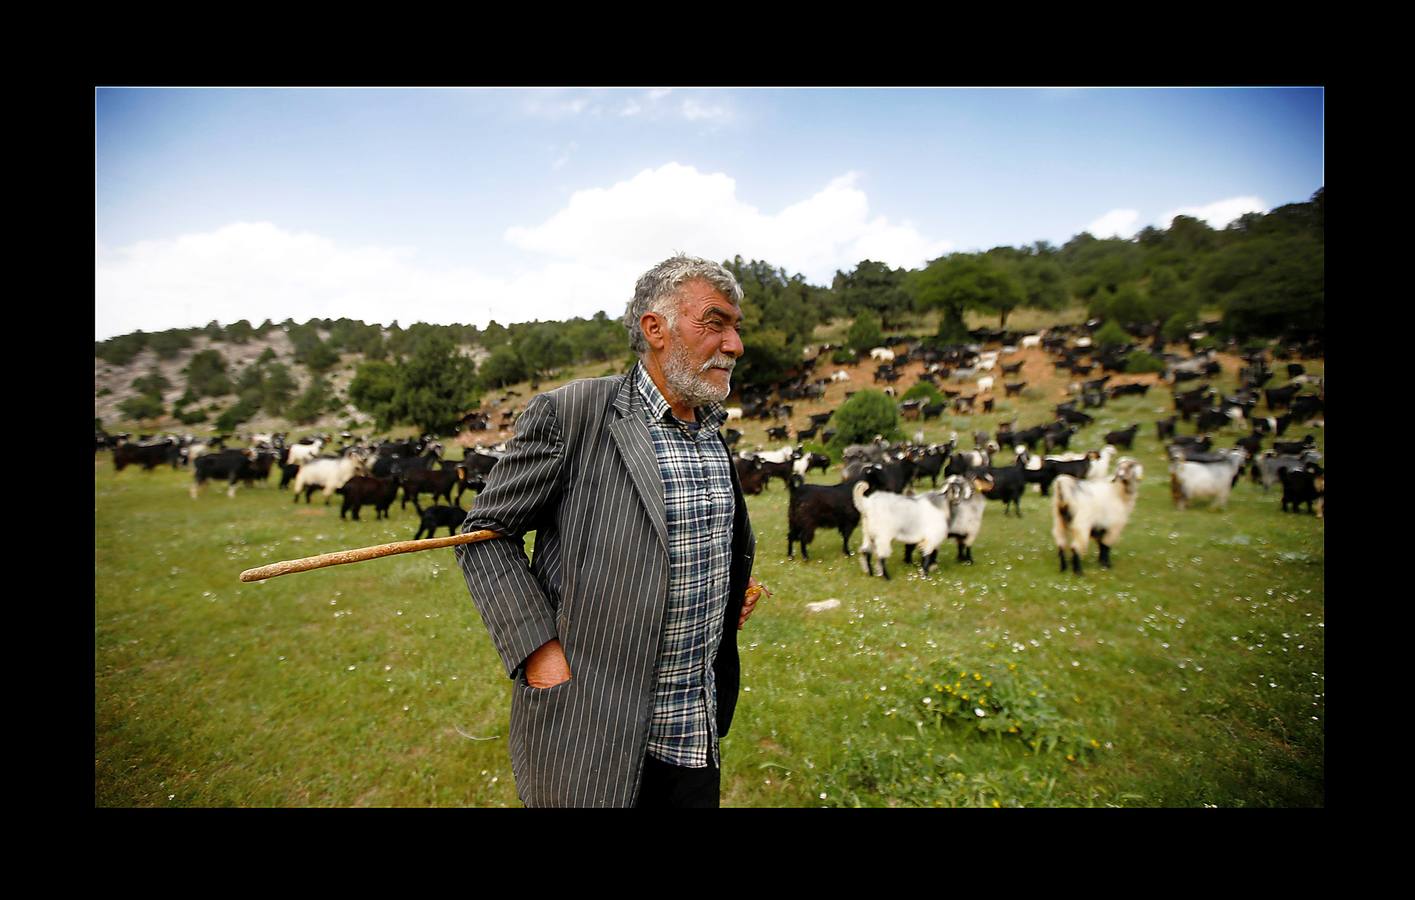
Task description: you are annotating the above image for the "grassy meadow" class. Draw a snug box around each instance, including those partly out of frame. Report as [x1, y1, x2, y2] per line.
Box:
[95, 336, 1324, 807]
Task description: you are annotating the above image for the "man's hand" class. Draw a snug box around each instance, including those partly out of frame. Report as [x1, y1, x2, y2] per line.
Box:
[524, 638, 572, 688]
[739, 577, 770, 630]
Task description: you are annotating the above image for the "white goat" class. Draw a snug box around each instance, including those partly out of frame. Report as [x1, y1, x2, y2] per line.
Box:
[1087, 445, 1118, 480]
[1169, 448, 1246, 510]
[1051, 458, 1144, 574]
[941, 474, 990, 564]
[976, 375, 995, 394]
[1020, 334, 1042, 349]
[830, 370, 851, 383]
[750, 445, 796, 465]
[291, 453, 369, 504]
[286, 438, 326, 467]
[870, 347, 896, 363]
[853, 481, 950, 578]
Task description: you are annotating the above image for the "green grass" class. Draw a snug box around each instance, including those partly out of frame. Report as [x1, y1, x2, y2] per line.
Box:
[96, 349, 1324, 807]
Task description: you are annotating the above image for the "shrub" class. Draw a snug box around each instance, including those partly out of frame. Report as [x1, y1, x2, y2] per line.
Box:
[1093, 320, 1131, 349]
[119, 394, 164, 421]
[827, 389, 901, 454]
[902, 381, 943, 405]
[289, 374, 336, 425]
[349, 360, 397, 421]
[96, 333, 147, 366]
[1124, 350, 1166, 374]
[176, 407, 208, 425]
[131, 369, 171, 400]
[391, 333, 482, 433]
[149, 329, 194, 360]
[300, 340, 341, 374]
[1161, 312, 1193, 344]
[831, 347, 857, 365]
[847, 311, 884, 354]
[261, 363, 297, 416]
[734, 327, 798, 391]
[224, 320, 255, 344]
[478, 345, 528, 389]
[184, 350, 233, 398]
[215, 396, 260, 432]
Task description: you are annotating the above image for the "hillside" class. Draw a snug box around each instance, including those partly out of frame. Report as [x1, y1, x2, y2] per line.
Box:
[94, 328, 489, 437]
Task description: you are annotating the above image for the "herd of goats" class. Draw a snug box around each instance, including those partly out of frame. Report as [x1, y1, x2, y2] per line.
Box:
[96, 322, 1325, 578]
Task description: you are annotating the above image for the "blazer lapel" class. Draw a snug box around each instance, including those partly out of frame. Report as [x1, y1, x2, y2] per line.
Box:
[608, 372, 670, 556]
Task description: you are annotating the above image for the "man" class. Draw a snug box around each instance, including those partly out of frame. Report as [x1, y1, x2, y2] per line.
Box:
[455, 254, 763, 808]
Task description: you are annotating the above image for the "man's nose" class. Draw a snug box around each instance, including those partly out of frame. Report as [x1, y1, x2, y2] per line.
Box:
[722, 325, 744, 358]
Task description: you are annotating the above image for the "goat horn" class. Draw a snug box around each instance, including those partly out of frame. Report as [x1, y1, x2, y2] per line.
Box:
[238, 529, 502, 583]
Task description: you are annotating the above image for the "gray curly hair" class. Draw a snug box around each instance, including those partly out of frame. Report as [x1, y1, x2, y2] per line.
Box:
[623, 253, 744, 356]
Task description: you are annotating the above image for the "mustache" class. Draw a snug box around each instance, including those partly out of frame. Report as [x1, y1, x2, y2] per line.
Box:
[698, 353, 736, 374]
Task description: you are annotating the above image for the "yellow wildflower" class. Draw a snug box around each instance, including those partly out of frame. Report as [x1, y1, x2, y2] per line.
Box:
[992, 800, 1000, 808]
[1066, 754, 1075, 762]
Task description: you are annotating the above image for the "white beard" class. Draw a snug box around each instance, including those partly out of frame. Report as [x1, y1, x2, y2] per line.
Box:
[663, 342, 734, 410]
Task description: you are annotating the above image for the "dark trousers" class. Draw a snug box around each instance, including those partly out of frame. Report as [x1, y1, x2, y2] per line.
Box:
[635, 755, 721, 808]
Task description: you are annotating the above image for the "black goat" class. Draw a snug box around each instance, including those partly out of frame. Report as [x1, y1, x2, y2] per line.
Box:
[787, 474, 863, 560]
[412, 498, 467, 539]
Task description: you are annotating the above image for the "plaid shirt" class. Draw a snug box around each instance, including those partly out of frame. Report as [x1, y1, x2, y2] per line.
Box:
[634, 362, 735, 769]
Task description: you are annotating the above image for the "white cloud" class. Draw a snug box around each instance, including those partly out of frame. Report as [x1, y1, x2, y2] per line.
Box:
[681, 98, 730, 123]
[1084, 196, 1269, 243]
[647, 89, 671, 102]
[506, 163, 951, 283]
[1086, 208, 1141, 239]
[618, 100, 642, 117]
[523, 95, 601, 119]
[94, 222, 628, 339]
[1160, 195, 1266, 230]
[96, 165, 953, 338]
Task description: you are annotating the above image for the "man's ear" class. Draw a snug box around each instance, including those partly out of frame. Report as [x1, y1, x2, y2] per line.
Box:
[641, 311, 669, 352]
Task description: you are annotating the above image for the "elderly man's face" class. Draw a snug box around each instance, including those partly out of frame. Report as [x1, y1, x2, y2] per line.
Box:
[660, 279, 744, 408]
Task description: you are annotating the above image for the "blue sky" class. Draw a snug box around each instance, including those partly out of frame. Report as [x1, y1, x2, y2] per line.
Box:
[95, 87, 1323, 340]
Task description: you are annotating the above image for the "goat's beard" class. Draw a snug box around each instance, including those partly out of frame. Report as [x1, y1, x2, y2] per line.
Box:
[663, 343, 734, 410]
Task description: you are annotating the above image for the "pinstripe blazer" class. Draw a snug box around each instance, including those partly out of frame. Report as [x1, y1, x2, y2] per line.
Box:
[454, 370, 756, 808]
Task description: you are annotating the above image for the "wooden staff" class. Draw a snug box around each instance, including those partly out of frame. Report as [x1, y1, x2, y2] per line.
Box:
[238, 529, 502, 582]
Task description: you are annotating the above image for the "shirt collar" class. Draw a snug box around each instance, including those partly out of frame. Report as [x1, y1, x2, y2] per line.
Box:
[634, 361, 728, 433]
